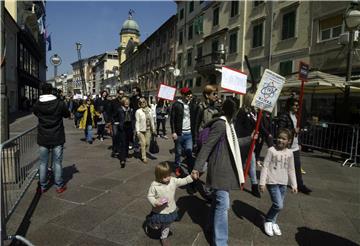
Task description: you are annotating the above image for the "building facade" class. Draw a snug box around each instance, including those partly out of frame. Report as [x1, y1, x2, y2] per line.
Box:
[119, 15, 177, 101]
[4, 1, 47, 112]
[92, 52, 119, 95]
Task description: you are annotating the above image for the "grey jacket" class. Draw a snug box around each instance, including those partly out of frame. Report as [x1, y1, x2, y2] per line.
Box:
[194, 117, 244, 190]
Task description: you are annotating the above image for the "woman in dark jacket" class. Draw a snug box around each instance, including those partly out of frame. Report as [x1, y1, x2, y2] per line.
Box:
[112, 97, 133, 168]
[192, 98, 244, 246]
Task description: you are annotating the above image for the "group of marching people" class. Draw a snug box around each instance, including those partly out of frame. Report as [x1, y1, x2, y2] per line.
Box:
[145, 85, 312, 246]
[69, 87, 171, 168]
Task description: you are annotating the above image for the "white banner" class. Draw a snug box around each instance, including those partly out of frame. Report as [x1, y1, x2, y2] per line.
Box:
[251, 69, 285, 112]
[157, 84, 176, 101]
[221, 66, 247, 94]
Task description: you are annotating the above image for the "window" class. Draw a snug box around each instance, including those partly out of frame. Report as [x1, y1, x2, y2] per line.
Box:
[279, 60, 293, 76]
[282, 11, 296, 40]
[187, 50, 192, 67]
[197, 46, 203, 59]
[180, 8, 184, 20]
[194, 15, 204, 34]
[196, 77, 202, 87]
[252, 65, 262, 82]
[254, 1, 264, 7]
[179, 30, 183, 45]
[252, 22, 263, 48]
[229, 32, 237, 54]
[212, 40, 219, 52]
[213, 7, 219, 26]
[319, 15, 343, 41]
[186, 78, 193, 88]
[189, 1, 194, 13]
[231, 1, 239, 17]
[188, 23, 193, 40]
[177, 53, 182, 69]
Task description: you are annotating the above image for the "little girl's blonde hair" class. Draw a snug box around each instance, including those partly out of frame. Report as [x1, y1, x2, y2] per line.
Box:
[155, 162, 172, 182]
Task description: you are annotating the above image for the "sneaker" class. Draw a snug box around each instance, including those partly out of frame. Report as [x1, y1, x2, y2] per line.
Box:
[100, 137, 104, 142]
[175, 167, 182, 177]
[272, 223, 282, 236]
[120, 161, 126, 168]
[56, 186, 67, 194]
[264, 222, 274, 236]
[301, 168, 306, 174]
[162, 135, 168, 139]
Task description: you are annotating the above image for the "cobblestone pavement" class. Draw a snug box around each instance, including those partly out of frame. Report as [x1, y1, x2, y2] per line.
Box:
[5, 115, 360, 246]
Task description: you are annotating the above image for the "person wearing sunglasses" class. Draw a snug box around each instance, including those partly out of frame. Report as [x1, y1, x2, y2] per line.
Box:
[278, 97, 312, 195]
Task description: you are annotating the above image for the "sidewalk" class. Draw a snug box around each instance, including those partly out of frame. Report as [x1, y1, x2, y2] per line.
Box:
[5, 116, 360, 245]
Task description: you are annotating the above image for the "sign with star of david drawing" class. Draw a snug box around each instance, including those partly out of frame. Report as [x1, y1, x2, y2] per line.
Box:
[251, 69, 285, 112]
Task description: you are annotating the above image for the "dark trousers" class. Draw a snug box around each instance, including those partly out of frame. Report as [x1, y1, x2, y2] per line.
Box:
[293, 150, 304, 187]
[119, 123, 133, 162]
[156, 119, 166, 136]
[97, 124, 105, 138]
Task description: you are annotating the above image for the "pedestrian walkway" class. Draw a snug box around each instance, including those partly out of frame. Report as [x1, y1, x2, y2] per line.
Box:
[5, 115, 360, 245]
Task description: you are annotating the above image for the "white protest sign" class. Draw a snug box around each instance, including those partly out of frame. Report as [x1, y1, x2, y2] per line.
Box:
[157, 83, 176, 101]
[73, 94, 82, 100]
[221, 66, 247, 94]
[251, 69, 285, 112]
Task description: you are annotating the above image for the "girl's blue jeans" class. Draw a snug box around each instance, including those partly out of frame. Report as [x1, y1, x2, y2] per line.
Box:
[85, 125, 93, 142]
[266, 184, 287, 223]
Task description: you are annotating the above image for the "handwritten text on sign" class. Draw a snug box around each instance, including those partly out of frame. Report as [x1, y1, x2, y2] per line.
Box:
[221, 66, 247, 94]
[251, 69, 285, 113]
[157, 84, 176, 101]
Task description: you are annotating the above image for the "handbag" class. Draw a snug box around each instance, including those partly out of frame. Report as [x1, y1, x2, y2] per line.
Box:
[149, 134, 159, 154]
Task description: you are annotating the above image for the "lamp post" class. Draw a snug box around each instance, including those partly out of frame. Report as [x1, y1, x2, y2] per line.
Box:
[344, 1, 360, 122]
[75, 42, 86, 95]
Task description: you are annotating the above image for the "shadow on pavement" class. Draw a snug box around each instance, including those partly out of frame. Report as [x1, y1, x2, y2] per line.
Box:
[9, 111, 32, 124]
[176, 195, 212, 244]
[295, 227, 358, 246]
[232, 200, 265, 230]
[9, 190, 42, 246]
[63, 164, 79, 185]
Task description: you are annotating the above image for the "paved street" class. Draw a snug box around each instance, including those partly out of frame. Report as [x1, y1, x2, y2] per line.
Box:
[5, 115, 360, 246]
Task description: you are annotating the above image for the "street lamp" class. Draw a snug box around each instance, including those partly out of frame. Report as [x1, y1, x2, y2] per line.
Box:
[344, 1, 360, 122]
[75, 42, 86, 95]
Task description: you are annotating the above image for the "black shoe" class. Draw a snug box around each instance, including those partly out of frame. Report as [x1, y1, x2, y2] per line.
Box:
[120, 161, 126, 168]
[299, 185, 312, 194]
[251, 184, 261, 198]
[88, 141, 93, 144]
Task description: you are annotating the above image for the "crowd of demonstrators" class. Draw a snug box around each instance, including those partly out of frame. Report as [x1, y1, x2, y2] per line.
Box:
[33, 83, 70, 194]
[136, 97, 156, 164]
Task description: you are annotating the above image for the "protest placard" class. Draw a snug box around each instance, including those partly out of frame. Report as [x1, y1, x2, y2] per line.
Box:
[220, 66, 247, 94]
[157, 83, 176, 101]
[251, 69, 285, 113]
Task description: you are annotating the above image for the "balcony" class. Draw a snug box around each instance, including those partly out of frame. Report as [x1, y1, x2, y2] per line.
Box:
[195, 51, 226, 73]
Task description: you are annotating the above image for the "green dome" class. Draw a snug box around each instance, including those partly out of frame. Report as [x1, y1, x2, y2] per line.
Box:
[121, 18, 140, 36]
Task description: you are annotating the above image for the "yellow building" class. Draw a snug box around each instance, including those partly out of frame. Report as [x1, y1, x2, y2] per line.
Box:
[118, 12, 141, 68]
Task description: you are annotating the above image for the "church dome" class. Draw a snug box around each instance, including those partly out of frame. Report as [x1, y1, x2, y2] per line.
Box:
[120, 18, 140, 36]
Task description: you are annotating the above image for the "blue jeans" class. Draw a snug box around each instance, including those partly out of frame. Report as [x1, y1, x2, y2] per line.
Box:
[85, 125, 93, 142]
[266, 184, 287, 223]
[39, 145, 64, 189]
[210, 190, 229, 246]
[174, 132, 193, 168]
[242, 151, 257, 185]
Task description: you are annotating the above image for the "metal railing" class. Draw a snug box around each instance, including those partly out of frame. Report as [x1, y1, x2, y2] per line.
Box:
[300, 123, 359, 167]
[1, 126, 38, 246]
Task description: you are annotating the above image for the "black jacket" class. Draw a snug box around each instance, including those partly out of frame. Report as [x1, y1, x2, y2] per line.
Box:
[277, 112, 298, 144]
[170, 100, 195, 136]
[33, 94, 70, 147]
[95, 98, 111, 122]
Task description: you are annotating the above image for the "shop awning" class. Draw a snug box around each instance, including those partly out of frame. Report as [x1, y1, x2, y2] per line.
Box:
[282, 71, 360, 94]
